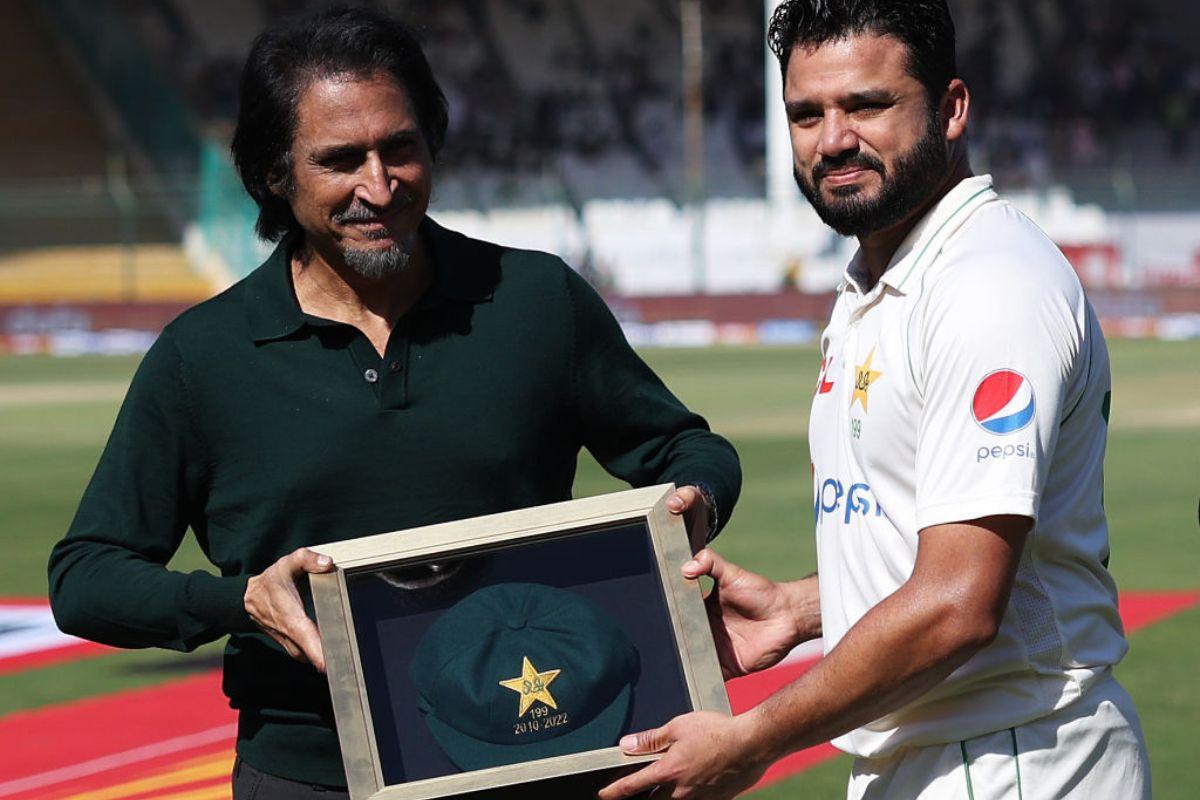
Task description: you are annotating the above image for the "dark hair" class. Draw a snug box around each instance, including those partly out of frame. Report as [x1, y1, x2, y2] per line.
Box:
[767, 0, 957, 102]
[231, 5, 449, 242]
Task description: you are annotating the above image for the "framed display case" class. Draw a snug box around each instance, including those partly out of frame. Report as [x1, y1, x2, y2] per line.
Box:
[310, 484, 729, 800]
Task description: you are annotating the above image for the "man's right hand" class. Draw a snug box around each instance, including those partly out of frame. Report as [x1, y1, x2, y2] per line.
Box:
[683, 549, 813, 679]
[244, 547, 336, 673]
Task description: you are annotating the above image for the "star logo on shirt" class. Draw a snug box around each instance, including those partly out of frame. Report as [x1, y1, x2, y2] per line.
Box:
[499, 656, 561, 718]
[851, 347, 883, 412]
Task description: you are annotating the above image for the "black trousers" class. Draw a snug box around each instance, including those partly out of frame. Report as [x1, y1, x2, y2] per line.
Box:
[232, 759, 349, 800]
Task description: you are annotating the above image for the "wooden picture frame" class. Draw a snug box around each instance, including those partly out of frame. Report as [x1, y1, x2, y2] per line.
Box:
[310, 484, 730, 800]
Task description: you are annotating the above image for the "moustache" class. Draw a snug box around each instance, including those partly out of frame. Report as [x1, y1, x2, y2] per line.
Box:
[811, 154, 885, 183]
[333, 195, 414, 225]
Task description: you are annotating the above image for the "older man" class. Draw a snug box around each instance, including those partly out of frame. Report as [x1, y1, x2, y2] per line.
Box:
[49, 7, 739, 797]
[602, 2, 1147, 799]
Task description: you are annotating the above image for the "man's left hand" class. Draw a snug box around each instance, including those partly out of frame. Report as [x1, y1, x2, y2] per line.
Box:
[668, 486, 712, 552]
[597, 711, 768, 800]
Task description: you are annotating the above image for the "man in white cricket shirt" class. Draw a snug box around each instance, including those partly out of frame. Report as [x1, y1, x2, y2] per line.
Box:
[599, 2, 1150, 799]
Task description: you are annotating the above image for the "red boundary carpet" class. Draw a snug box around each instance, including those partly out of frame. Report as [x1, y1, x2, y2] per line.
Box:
[2, 590, 1196, 799]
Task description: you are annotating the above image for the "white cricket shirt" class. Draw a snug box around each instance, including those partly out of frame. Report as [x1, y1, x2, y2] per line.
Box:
[808, 175, 1127, 758]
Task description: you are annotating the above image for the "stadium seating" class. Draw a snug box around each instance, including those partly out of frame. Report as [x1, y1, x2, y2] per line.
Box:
[0, 245, 214, 304]
[0, 1, 110, 181]
[4, 0, 1197, 301]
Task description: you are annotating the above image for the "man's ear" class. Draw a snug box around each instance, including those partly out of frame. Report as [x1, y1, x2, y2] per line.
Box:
[266, 161, 292, 199]
[943, 78, 970, 143]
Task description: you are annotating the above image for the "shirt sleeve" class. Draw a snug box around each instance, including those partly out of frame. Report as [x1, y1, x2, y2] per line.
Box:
[563, 266, 741, 536]
[912, 258, 1082, 531]
[48, 329, 255, 652]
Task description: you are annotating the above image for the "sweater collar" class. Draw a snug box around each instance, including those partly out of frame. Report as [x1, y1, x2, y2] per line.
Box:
[245, 216, 497, 342]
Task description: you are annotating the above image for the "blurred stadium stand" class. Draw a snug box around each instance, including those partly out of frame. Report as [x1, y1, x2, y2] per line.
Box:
[2, 0, 1199, 353]
[0, 0, 208, 313]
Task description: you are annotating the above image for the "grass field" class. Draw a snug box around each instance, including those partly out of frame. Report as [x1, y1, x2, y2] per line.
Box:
[1, 340, 1197, 798]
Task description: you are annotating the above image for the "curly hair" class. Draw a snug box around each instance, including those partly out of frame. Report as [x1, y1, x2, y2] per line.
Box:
[767, 0, 957, 101]
[231, 5, 448, 242]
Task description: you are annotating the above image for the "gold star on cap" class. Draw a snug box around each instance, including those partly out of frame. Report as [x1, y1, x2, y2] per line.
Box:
[851, 346, 883, 412]
[498, 656, 561, 718]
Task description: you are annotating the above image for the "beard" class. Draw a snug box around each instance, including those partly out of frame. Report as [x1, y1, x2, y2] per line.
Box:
[793, 109, 948, 238]
[341, 241, 411, 280]
[333, 198, 414, 279]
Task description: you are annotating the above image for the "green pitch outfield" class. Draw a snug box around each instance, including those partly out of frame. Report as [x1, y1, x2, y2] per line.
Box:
[1, 340, 1197, 798]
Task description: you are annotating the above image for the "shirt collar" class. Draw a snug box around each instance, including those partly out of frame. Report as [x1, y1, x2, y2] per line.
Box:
[244, 235, 304, 342]
[245, 216, 498, 343]
[422, 215, 500, 304]
[840, 174, 997, 297]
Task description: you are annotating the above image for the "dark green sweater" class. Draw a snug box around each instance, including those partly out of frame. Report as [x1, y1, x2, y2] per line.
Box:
[48, 218, 740, 786]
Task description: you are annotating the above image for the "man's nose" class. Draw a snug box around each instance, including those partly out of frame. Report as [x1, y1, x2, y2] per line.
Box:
[817, 112, 859, 159]
[356, 152, 397, 208]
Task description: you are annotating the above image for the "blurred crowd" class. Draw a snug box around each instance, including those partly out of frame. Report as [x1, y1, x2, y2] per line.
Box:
[119, 0, 1197, 198]
[959, 0, 1199, 185]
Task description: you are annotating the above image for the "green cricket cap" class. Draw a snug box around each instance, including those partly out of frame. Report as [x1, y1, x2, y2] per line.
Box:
[409, 582, 640, 771]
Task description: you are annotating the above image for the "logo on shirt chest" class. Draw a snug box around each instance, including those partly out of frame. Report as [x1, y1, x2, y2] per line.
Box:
[851, 347, 883, 412]
[814, 476, 885, 525]
[815, 356, 835, 395]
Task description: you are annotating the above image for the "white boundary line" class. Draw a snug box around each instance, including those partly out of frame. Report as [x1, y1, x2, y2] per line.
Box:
[0, 724, 236, 797]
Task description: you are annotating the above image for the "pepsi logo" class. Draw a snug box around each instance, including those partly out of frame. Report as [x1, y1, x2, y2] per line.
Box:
[972, 370, 1035, 434]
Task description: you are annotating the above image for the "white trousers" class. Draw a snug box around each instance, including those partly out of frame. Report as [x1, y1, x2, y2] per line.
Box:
[846, 672, 1150, 800]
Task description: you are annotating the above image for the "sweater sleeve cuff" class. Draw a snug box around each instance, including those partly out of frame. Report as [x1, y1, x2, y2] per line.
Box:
[182, 571, 257, 637]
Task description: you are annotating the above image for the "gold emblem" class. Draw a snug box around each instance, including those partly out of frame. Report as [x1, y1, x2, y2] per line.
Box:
[851, 347, 883, 412]
[498, 656, 561, 718]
